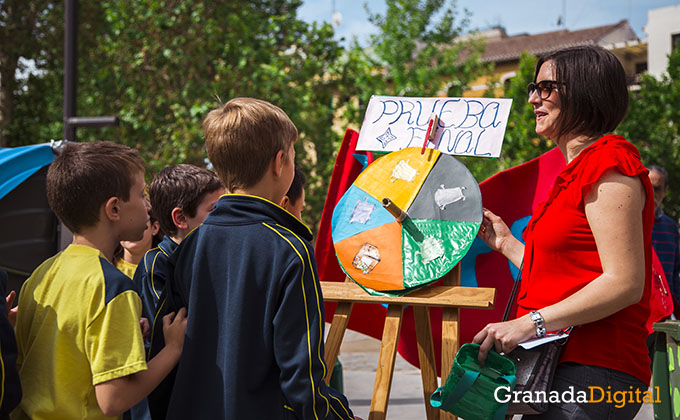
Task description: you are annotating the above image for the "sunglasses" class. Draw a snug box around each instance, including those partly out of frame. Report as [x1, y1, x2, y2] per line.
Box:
[527, 80, 565, 100]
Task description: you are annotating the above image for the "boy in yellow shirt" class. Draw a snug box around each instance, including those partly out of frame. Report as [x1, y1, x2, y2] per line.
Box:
[13, 141, 187, 419]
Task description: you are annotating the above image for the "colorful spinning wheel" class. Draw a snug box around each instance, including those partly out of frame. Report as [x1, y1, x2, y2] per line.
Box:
[331, 147, 482, 293]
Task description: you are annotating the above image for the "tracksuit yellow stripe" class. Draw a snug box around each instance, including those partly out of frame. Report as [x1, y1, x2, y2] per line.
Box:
[150, 252, 162, 300]
[142, 247, 159, 271]
[230, 194, 313, 236]
[276, 223, 354, 420]
[262, 223, 328, 420]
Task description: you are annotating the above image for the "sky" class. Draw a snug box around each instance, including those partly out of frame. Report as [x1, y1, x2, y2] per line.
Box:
[298, 0, 680, 45]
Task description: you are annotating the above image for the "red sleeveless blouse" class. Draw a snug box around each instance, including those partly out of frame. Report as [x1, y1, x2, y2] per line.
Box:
[516, 134, 654, 385]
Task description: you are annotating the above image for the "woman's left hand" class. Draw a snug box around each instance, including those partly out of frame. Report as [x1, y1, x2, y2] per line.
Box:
[472, 316, 536, 366]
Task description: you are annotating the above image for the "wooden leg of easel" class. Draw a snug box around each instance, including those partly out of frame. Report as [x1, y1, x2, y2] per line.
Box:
[440, 306, 460, 420]
[440, 265, 461, 420]
[414, 306, 440, 420]
[369, 304, 404, 420]
[324, 302, 354, 385]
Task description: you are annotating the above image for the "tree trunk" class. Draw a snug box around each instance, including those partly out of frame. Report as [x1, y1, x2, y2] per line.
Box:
[0, 54, 18, 148]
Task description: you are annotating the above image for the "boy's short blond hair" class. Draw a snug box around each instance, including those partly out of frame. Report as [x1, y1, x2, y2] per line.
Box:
[46, 141, 145, 234]
[203, 97, 297, 191]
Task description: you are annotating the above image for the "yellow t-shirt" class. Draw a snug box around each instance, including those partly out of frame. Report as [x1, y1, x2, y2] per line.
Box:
[116, 258, 138, 279]
[13, 244, 147, 420]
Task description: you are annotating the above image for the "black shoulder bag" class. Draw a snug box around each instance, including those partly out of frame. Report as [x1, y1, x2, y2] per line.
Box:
[503, 264, 570, 416]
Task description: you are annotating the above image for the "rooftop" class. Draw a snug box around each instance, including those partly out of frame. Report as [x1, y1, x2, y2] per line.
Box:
[480, 20, 638, 62]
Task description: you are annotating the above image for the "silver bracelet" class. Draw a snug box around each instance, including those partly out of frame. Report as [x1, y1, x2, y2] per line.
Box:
[529, 310, 546, 338]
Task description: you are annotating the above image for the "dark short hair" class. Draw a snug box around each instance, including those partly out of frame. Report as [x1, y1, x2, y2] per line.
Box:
[535, 45, 628, 139]
[149, 164, 223, 236]
[648, 165, 669, 188]
[203, 97, 297, 191]
[285, 166, 307, 205]
[46, 141, 145, 234]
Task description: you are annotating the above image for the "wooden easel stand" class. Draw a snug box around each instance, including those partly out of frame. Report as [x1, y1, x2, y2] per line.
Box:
[322, 265, 496, 420]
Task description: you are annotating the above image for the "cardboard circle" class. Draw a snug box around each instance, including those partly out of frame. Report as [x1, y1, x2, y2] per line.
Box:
[331, 147, 482, 292]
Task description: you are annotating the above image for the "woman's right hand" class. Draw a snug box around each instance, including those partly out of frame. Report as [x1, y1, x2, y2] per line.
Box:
[473, 316, 536, 366]
[478, 208, 513, 253]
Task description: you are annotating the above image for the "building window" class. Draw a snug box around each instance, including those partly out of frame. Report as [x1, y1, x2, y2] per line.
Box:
[673, 33, 680, 51]
[635, 62, 647, 74]
[500, 71, 516, 92]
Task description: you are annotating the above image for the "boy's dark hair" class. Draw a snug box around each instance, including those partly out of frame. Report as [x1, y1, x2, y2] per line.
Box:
[149, 164, 223, 236]
[203, 97, 297, 192]
[285, 166, 307, 205]
[46, 141, 145, 234]
[535, 45, 628, 140]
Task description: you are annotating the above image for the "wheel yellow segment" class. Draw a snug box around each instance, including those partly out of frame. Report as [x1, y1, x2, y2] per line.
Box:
[353, 147, 440, 212]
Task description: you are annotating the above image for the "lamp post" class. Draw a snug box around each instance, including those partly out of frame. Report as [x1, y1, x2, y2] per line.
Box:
[63, 0, 119, 141]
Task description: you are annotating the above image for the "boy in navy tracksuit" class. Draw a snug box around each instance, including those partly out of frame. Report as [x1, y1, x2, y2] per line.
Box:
[280, 165, 306, 220]
[134, 164, 223, 325]
[131, 164, 222, 420]
[160, 98, 357, 419]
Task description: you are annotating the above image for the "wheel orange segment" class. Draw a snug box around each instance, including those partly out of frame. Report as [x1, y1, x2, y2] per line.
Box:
[333, 221, 404, 291]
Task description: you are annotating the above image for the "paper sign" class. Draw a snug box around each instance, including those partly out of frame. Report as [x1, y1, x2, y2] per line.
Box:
[356, 95, 513, 158]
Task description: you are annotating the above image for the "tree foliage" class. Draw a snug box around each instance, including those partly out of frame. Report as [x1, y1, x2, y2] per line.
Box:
[617, 48, 680, 220]
[2, 0, 493, 232]
[3, 0, 344, 230]
[4, 0, 678, 228]
[458, 51, 548, 182]
[0, 0, 56, 147]
[338, 0, 490, 127]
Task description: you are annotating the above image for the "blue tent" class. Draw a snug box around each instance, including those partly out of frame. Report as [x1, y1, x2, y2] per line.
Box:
[0, 143, 56, 201]
[0, 143, 59, 283]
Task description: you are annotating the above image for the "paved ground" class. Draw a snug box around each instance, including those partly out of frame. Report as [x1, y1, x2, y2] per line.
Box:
[337, 329, 655, 420]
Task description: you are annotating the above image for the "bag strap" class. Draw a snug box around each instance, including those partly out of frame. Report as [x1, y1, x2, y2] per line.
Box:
[502, 262, 575, 340]
[494, 375, 517, 420]
[430, 371, 516, 420]
[502, 261, 523, 322]
[432, 370, 479, 411]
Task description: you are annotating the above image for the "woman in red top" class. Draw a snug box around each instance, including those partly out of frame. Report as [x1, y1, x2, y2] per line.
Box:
[474, 45, 654, 419]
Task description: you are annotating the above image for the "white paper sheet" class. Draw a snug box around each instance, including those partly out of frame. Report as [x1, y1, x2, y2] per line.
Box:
[518, 330, 571, 350]
[356, 95, 513, 158]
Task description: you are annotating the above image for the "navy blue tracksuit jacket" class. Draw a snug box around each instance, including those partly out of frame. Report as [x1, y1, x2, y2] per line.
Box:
[160, 194, 354, 419]
[133, 236, 178, 324]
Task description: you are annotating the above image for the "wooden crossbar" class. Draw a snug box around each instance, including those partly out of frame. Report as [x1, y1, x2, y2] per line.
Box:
[320, 282, 495, 308]
[322, 266, 496, 420]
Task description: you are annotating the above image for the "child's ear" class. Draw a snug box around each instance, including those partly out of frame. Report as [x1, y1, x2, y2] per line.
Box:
[272, 149, 286, 178]
[151, 220, 161, 236]
[104, 197, 120, 222]
[280, 195, 290, 210]
[171, 207, 189, 230]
